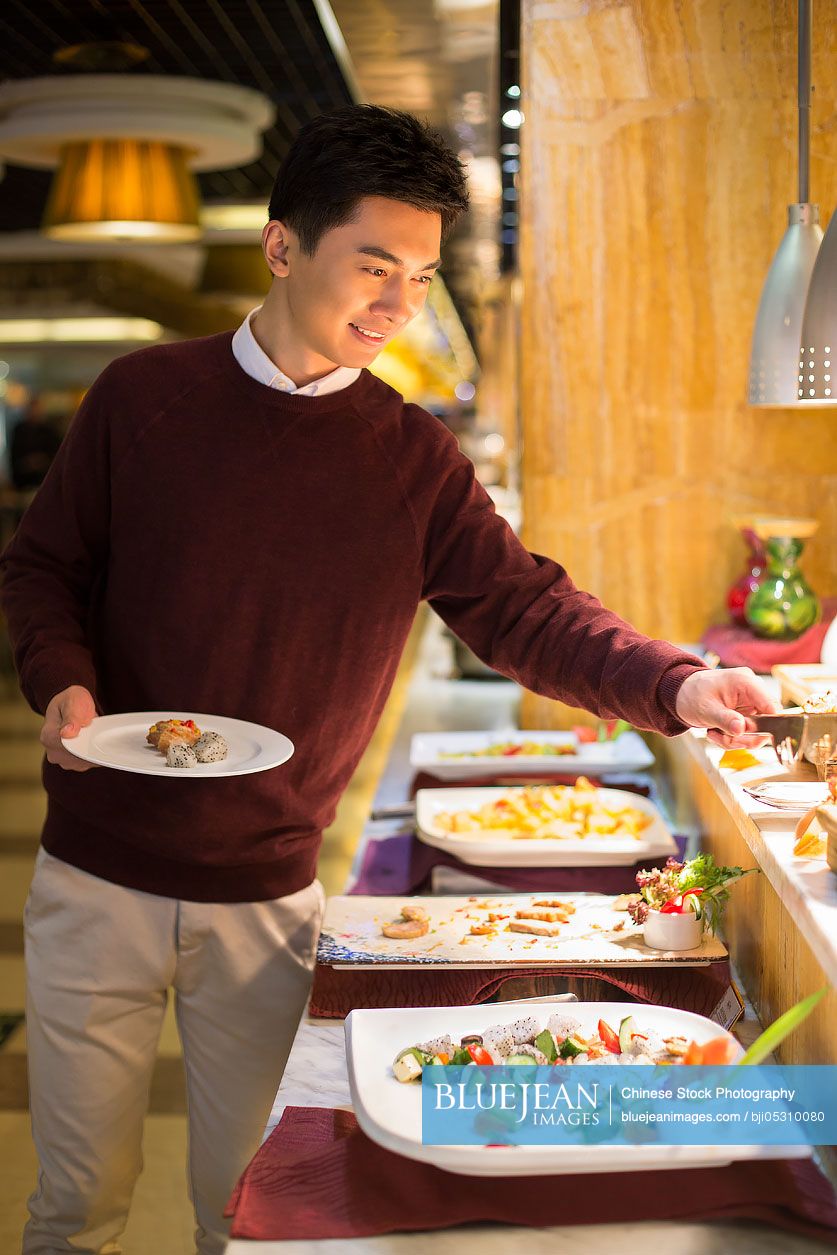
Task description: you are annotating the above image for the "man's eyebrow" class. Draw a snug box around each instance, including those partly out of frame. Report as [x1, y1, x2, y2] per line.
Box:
[356, 246, 442, 270]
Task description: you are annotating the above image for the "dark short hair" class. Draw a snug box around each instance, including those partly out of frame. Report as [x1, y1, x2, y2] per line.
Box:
[268, 104, 470, 255]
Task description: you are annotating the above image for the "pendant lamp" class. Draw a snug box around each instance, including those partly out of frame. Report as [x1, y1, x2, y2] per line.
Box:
[44, 139, 201, 242]
[0, 73, 274, 244]
[798, 207, 837, 406]
[748, 1, 822, 407]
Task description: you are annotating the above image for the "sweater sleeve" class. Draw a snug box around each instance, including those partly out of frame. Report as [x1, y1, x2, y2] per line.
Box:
[0, 371, 112, 714]
[421, 433, 705, 736]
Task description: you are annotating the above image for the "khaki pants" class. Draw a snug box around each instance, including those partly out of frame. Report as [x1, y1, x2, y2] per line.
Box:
[22, 848, 324, 1255]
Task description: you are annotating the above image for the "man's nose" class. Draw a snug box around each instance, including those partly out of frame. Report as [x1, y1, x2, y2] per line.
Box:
[370, 276, 414, 323]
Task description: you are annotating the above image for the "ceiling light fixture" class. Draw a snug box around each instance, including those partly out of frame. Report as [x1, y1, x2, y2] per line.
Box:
[0, 317, 163, 343]
[0, 73, 274, 244]
[748, 0, 823, 407]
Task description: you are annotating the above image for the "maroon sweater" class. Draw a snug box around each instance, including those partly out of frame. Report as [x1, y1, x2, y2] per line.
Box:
[0, 332, 704, 901]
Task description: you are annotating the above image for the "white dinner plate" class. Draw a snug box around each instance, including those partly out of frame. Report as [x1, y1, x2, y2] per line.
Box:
[410, 729, 654, 779]
[61, 711, 294, 778]
[414, 785, 677, 866]
[345, 1002, 808, 1176]
[741, 781, 829, 812]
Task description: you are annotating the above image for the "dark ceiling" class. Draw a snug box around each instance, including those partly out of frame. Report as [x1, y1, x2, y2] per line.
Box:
[0, 0, 355, 230]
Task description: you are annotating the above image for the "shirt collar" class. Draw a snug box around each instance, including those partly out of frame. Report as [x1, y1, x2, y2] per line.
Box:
[231, 308, 361, 397]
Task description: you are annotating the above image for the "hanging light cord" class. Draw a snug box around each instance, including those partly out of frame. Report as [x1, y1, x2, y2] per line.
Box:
[798, 0, 812, 203]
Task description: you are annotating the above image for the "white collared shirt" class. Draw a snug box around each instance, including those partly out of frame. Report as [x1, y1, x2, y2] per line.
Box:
[231, 307, 361, 396]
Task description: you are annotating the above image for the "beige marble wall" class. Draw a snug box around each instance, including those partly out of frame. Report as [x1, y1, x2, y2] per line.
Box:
[517, 1, 837, 724]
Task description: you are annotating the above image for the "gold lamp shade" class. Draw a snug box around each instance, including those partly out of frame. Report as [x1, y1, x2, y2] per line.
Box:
[43, 138, 201, 242]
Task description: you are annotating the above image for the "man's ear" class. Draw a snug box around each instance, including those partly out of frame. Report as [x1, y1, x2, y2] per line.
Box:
[262, 219, 294, 278]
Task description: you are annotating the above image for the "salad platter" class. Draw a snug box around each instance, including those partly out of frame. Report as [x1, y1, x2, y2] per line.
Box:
[410, 729, 654, 780]
[345, 1001, 807, 1176]
[317, 893, 728, 969]
[415, 782, 677, 867]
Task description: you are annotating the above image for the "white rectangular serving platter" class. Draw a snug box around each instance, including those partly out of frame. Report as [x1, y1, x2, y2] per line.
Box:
[415, 785, 677, 867]
[317, 893, 727, 969]
[410, 729, 654, 780]
[345, 1001, 808, 1176]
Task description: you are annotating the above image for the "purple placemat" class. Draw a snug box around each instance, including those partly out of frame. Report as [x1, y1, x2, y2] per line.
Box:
[351, 831, 689, 896]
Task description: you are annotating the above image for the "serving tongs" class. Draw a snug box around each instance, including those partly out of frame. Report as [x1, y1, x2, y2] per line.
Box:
[753, 711, 837, 773]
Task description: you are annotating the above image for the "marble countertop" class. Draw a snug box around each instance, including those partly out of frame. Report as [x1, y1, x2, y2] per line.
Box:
[681, 732, 837, 986]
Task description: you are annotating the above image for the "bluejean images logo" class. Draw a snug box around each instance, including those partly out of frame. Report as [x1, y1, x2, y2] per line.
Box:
[421, 1065, 837, 1147]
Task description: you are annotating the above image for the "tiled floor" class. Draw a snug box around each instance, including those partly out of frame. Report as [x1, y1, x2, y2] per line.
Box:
[0, 608, 424, 1252]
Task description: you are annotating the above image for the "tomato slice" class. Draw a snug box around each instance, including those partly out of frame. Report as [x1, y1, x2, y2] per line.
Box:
[598, 1019, 621, 1053]
[467, 1044, 494, 1066]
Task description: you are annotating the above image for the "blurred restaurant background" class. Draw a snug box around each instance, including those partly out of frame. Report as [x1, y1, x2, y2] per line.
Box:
[0, 0, 835, 1248]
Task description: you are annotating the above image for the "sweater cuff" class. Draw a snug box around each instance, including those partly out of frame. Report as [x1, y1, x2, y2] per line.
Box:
[24, 649, 99, 716]
[655, 660, 708, 736]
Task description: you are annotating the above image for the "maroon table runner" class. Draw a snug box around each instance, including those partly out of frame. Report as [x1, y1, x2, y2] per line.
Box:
[408, 769, 657, 797]
[350, 831, 689, 896]
[309, 957, 732, 1022]
[225, 1106, 837, 1243]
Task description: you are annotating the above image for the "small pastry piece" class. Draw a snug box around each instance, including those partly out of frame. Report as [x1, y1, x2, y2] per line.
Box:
[533, 899, 576, 913]
[381, 902, 431, 939]
[514, 908, 569, 923]
[508, 919, 563, 937]
[148, 719, 201, 754]
[381, 917, 429, 939]
[400, 904, 429, 923]
[192, 732, 228, 763]
[166, 743, 198, 769]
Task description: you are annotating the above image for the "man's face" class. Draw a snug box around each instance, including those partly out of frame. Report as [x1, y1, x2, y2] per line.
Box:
[272, 196, 442, 372]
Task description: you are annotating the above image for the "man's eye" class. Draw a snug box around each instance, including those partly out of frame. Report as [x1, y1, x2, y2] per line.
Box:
[365, 267, 386, 277]
[417, 275, 434, 285]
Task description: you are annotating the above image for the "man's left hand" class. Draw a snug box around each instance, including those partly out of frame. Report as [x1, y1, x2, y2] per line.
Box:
[674, 667, 779, 748]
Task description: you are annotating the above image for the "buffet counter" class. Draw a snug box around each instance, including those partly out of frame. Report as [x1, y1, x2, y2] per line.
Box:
[663, 731, 836, 1066]
[224, 616, 835, 1252]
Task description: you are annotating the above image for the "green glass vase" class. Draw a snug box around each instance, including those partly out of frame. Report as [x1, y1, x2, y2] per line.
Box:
[744, 532, 820, 641]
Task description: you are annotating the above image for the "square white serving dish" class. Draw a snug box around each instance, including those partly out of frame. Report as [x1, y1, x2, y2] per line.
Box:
[410, 730, 654, 780]
[415, 785, 677, 867]
[345, 1001, 808, 1176]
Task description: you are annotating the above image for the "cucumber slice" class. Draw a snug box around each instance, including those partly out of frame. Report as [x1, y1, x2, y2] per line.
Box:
[558, 1036, 586, 1059]
[618, 1016, 637, 1053]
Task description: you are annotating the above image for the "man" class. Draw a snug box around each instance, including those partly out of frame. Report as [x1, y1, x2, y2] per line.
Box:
[0, 104, 775, 1253]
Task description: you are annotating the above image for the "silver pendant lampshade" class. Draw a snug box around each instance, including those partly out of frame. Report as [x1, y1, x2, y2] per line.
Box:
[798, 213, 837, 404]
[748, 0, 829, 408]
[748, 203, 822, 405]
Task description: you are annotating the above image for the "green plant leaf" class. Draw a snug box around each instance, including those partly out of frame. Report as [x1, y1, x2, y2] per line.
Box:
[736, 989, 827, 1066]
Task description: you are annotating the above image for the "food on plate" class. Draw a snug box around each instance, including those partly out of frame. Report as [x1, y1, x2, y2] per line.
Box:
[147, 719, 229, 769]
[439, 740, 576, 760]
[508, 919, 563, 937]
[628, 853, 756, 931]
[793, 830, 826, 858]
[193, 731, 229, 763]
[433, 777, 651, 842]
[391, 1012, 737, 1080]
[532, 898, 576, 912]
[514, 908, 569, 923]
[382, 905, 430, 940]
[612, 892, 642, 911]
[802, 690, 837, 713]
[147, 718, 201, 753]
[166, 743, 198, 769]
[718, 748, 762, 770]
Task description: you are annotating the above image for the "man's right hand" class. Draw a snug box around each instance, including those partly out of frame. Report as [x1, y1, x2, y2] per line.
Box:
[41, 685, 97, 771]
